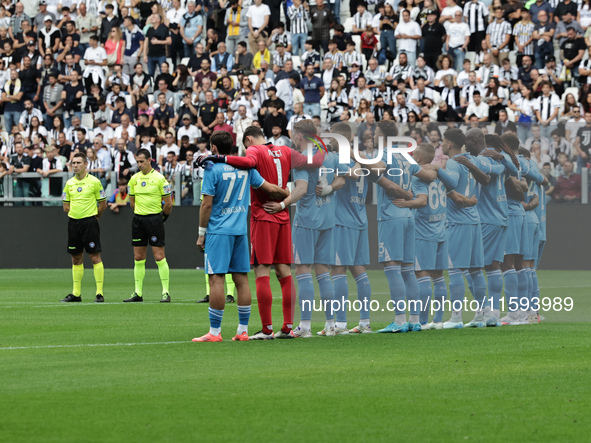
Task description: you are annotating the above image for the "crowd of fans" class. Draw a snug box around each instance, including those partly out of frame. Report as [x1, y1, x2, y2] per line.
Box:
[0, 0, 589, 205]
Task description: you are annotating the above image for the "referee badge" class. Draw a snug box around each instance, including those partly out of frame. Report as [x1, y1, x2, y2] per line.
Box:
[89, 242, 96, 248]
[151, 236, 157, 242]
[141, 182, 147, 187]
[77, 187, 83, 192]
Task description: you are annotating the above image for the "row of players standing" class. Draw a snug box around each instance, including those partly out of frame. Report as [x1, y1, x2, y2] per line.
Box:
[192, 119, 547, 340]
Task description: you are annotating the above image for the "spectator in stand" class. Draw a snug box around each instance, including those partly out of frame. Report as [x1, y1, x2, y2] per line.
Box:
[38, 16, 61, 58]
[76, 3, 98, 55]
[395, 9, 421, 66]
[8, 142, 30, 206]
[445, 10, 470, 72]
[288, 0, 309, 57]
[107, 178, 130, 213]
[143, 13, 171, 77]
[486, 6, 511, 67]
[463, 0, 489, 52]
[360, 25, 378, 62]
[247, 0, 270, 54]
[300, 63, 324, 117]
[310, 0, 334, 54]
[553, 161, 581, 203]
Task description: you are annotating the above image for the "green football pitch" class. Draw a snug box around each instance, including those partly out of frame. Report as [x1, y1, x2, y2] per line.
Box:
[1, 269, 590, 442]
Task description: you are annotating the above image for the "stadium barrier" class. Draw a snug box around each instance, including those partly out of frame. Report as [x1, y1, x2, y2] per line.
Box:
[1, 204, 589, 271]
[0, 171, 186, 206]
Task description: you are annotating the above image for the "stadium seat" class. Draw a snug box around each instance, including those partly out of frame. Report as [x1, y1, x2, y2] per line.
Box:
[125, 95, 132, 109]
[80, 95, 87, 112]
[343, 17, 354, 33]
[352, 34, 361, 53]
[181, 57, 190, 66]
[81, 113, 93, 128]
[486, 124, 495, 134]
[292, 55, 301, 68]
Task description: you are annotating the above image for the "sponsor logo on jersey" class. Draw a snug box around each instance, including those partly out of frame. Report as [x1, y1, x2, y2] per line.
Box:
[99, 190, 106, 199]
[163, 183, 171, 194]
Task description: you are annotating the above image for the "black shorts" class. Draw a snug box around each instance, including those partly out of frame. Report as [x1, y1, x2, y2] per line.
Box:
[132, 213, 165, 247]
[68, 216, 101, 255]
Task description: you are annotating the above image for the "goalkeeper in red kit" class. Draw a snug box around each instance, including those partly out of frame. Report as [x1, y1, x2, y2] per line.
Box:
[197, 125, 325, 340]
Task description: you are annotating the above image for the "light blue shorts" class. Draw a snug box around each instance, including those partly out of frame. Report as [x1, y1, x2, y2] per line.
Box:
[447, 223, 484, 269]
[378, 217, 415, 263]
[334, 225, 370, 267]
[204, 234, 250, 274]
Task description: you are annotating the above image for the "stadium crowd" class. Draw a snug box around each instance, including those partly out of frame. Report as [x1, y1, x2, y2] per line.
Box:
[0, 0, 589, 205]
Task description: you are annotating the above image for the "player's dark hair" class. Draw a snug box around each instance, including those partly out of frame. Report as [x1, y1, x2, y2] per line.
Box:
[72, 152, 88, 163]
[330, 122, 352, 141]
[488, 134, 520, 170]
[519, 148, 530, 158]
[443, 128, 465, 149]
[137, 148, 152, 160]
[118, 178, 128, 186]
[242, 126, 265, 146]
[416, 143, 435, 164]
[501, 133, 520, 153]
[293, 119, 317, 136]
[76, 127, 87, 135]
[211, 131, 234, 155]
[376, 120, 398, 137]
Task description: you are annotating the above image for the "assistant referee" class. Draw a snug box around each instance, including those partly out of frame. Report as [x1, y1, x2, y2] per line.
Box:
[124, 148, 173, 302]
[61, 152, 107, 303]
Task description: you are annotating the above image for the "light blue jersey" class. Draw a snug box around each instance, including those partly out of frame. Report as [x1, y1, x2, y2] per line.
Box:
[476, 150, 509, 226]
[293, 151, 346, 230]
[202, 163, 264, 235]
[437, 153, 481, 225]
[508, 156, 545, 216]
[376, 153, 422, 221]
[535, 181, 547, 242]
[525, 161, 540, 226]
[335, 161, 368, 229]
[412, 176, 447, 242]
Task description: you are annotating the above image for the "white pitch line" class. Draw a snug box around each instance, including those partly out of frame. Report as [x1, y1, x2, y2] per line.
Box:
[0, 341, 188, 350]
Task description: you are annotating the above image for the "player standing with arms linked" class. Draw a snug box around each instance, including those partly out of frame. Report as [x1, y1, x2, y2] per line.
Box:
[368, 121, 437, 334]
[197, 125, 324, 340]
[193, 131, 289, 342]
[61, 152, 107, 302]
[435, 129, 491, 329]
[124, 149, 173, 303]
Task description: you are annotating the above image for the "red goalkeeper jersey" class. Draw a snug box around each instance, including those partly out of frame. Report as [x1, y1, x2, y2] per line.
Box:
[225, 143, 324, 224]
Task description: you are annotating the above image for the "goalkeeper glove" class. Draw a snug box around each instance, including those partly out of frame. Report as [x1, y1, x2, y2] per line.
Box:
[196, 155, 226, 168]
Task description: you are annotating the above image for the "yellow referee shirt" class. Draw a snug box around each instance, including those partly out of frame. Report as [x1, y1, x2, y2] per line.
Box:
[128, 169, 171, 215]
[62, 174, 106, 219]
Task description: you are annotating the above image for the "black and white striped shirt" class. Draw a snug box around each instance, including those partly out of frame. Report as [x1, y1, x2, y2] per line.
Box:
[343, 50, 363, 69]
[499, 66, 519, 82]
[287, 5, 309, 34]
[535, 93, 561, 122]
[463, 1, 489, 33]
[324, 51, 343, 67]
[372, 85, 395, 105]
[412, 65, 435, 84]
[486, 20, 511, 49]
[441, 87, 461, 109]
[273, 51, 292, 68]
[461, 84, 485, 103]
[393, 103, 420, 122]
[353, 10, 373, 30]
[513, 21, 536, 55]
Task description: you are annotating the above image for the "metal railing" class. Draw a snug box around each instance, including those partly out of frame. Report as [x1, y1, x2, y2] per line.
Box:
[2, 169, 588, 206]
